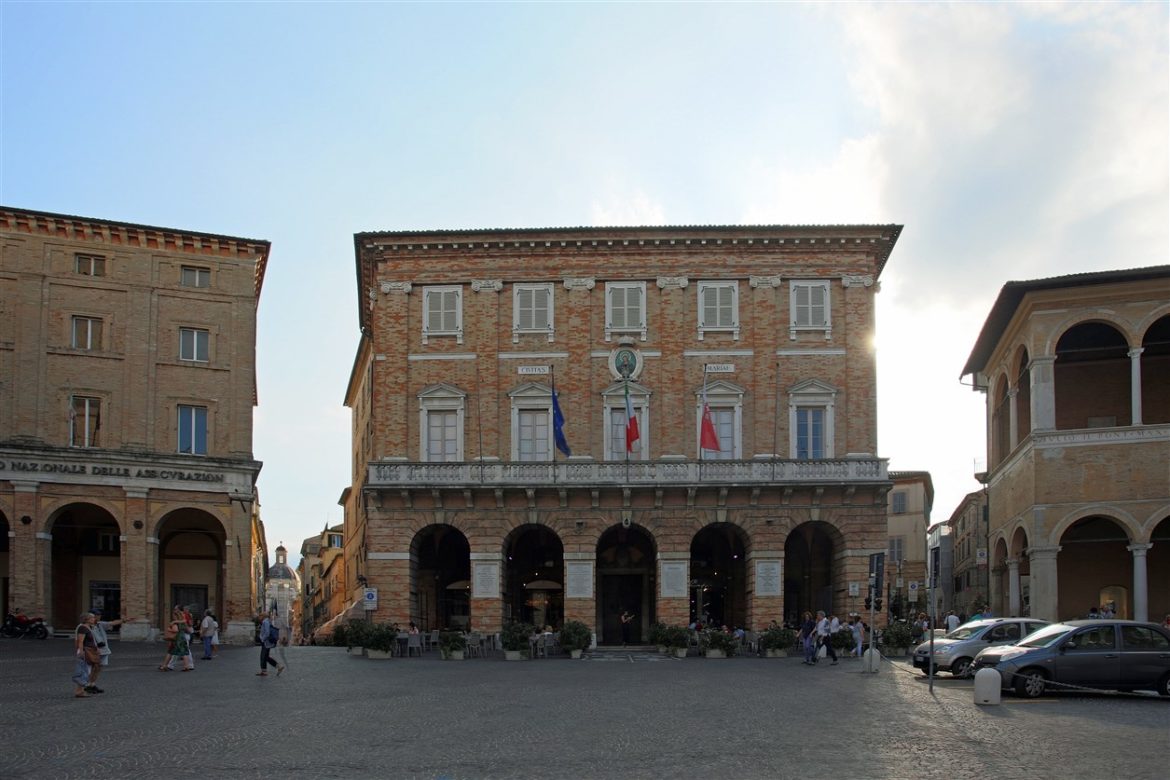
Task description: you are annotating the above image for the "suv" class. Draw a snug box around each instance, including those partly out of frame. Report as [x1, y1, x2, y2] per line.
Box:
[972, 620, 1170, 698]
[911, 618, 1048, 678]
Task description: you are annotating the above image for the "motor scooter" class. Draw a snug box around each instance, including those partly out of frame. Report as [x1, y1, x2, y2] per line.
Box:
[1, 611, 49, 639]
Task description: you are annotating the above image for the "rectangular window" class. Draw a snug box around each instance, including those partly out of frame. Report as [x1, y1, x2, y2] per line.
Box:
[71, 316, 103, 350]
[888, 537, 904, 564]
[178, 405, 208, 454]
[605, 282, 646, 340]
[179, 328, 209, 362]
[426, 410, 459, 462]
[794, 407, 825, 459]
[181, 266, 211, 288]
[423, 286, 462, 342]
[790, 280, 831, 339]
[328, 534, 343, 549]
[892, 491, 908, 514]
[698, 281, 738, 339]
[608, 406, 645, 461]
[704, 407, 736, 460]
[70, 396, 102, 448]
[513, 283, 553, 340]
[75, 254, 106, 277]
[517, 409, 550, 462]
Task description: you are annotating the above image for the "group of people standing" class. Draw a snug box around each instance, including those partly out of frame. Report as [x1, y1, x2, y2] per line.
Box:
[159, 605, 220, 672]
[71, 609, 127, 697]
[797, 610, 867, 665]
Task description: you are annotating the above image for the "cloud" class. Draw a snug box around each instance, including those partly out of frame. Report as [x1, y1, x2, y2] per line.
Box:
[589, 188, 667, 226]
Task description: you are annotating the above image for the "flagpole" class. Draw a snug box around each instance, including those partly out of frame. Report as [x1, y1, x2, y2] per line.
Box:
[624, 378, 630, 484]
[550, 365, 558, 486]
[700, 363, 708, 463]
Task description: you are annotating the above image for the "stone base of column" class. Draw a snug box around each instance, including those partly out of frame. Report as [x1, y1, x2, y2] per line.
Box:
[223, 620, 259, 645]
[119, 620, 156, 642]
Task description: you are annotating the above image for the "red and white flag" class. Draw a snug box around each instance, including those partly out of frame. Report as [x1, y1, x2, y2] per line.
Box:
[624, 382, 640, 453]
[699, 369, 721, 453]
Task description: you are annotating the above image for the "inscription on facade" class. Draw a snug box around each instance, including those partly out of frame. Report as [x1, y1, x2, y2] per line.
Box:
[472, 561, 500, 598]
[660, 561, 688, 598]
[1, 460, 225, 482]
[755, 560, 782, 597]
[565, 561, 593, 599]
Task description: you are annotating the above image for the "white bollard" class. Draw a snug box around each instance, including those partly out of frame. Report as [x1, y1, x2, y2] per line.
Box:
[861, 647, 881, 673]
[974, 667, 1002, 705]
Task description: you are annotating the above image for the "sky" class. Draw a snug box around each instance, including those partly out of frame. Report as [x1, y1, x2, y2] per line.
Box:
[2, 2, 1166, 568]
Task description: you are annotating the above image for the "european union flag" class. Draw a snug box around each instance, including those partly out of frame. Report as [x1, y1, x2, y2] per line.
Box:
[552, 380, 571, 458]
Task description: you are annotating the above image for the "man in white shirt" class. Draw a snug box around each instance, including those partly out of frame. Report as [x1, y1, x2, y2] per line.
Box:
[945, 611, 960, 632]
[815, 610, 838, 666]
[199, 609, 218, 660]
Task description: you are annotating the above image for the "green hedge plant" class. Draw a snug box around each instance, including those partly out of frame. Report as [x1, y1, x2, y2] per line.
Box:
[558, 620, 592, 653]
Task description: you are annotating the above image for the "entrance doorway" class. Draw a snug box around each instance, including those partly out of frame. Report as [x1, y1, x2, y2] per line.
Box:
[596, 524, 656, 645]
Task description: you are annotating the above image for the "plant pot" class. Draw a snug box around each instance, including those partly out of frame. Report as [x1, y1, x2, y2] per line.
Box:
[347, 647, 364, 656]
[657, 645, 667, 654]
[442, 649, 465, 661]
[570, 649, 583, 659]
[366, 649, 392, 660]
[704, 649, 726, 659]
[503, 649, 523, 661]
[672, 647, 688, 659]
[765, 648, 786, 658]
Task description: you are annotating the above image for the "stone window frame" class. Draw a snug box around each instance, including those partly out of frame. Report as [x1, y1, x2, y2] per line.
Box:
[69, 394, 103, 448]
[789, 279, 832, 341]
[512, 283, 555, 343]
[697, 280, 740, 341]
[602, 381, 650, 461]
[71, 315, 104, 350]
[605, 281, 647, 341]
[181, 265, 211, 288]
[422, 285, 463, 345]
[177, 403, 209, 455]
[508, 382, 556, 461]
[179, 327, 210, 363]
[788, 379, 837, 459]
[694, 379, 744, 459]
[418, 383, 466, 462]
[74, 253, 106, 277]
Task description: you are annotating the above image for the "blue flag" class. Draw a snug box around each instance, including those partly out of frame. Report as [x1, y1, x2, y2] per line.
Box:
[552, 381, 571, 457]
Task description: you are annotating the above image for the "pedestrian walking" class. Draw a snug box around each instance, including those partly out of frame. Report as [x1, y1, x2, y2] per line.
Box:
[850, 616, 865, 657]
[815, 610, 838, 665]
[257, 611, 284, 677]
[199, 609, 218, 660]
[87, 608, 127, 694]
[211, 611, 221, 657]
[72, 612, 99, 698]
[799, 611, 816, 665]
[945, 610, 960, 633]
[160, 607, 193, 671]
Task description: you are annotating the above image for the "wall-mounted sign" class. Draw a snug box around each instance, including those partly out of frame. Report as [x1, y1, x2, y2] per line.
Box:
[565, 561, 593, 599]
[472, 562, 500, 598]
[848, 582, 860, 597]
[518, 366, 550, 375]
[363, 588, 378, 611]
[660, 561, 688, 598]
[705, 363, 735, 373]
[755, 561, 782, 597]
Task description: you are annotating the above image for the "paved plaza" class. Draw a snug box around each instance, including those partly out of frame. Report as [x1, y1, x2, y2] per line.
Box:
[1, 638, 1165, 779]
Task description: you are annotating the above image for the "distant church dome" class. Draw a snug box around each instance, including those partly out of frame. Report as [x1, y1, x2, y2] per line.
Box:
[268, 543, 297, 581]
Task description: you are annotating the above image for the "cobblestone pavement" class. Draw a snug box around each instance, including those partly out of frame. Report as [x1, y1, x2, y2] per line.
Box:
[1, 638, 1165, 780]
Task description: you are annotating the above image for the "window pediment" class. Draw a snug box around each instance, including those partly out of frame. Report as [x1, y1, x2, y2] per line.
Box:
[418, 383, 466, 401]
[507, 381, 555, 400]
[789, 379, 838, 397]
[694, 379, 745, 399]
[602, 381, 651, 400]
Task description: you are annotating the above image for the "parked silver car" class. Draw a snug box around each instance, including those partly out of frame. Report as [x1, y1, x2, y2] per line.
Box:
[972, 620, 1170, 698]
[911, 618, 1049, 678]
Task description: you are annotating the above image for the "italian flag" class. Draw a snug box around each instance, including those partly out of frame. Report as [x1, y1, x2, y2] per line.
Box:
[624, 381, 640, 453]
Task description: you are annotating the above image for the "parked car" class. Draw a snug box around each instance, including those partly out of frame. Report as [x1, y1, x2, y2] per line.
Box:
[972, 619, 1170, 698]
[911, 618, 1049, 678]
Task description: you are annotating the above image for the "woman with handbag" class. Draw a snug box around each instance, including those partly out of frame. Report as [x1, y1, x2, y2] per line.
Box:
[72, 612, 100, 698]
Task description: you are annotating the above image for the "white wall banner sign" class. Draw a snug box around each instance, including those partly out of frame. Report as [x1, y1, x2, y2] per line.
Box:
[755, 560, 782, 597]
[565, 561, 593, 599]
[660, 561, 688, 598]
[472, 561, 500, 599]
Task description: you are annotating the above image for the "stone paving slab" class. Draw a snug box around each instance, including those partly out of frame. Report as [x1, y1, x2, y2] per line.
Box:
[0, 639, 1165, 779]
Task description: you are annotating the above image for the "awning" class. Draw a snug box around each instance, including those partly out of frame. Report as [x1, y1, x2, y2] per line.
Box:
[524, 579, 563, 590]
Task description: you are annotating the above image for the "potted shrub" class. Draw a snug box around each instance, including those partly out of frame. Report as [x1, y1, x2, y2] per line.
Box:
[332, 624, 348, 649]
[700, 629, 738, 658]
[831, 629, 855, 655]
[648, 622, 667, 654]
[501, 621, 535, 661]
[365, 623, 395, 659]
[345, 621, 372, 656]
[439, 630, 467, 660]
[558, 620, 592, 659]
[664, 625, 690, 658]
[879, 621, 914, 656]
[758, 626, 798, 658]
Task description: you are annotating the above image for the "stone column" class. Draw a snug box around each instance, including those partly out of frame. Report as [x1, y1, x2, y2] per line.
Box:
[119, 489, 153, 640]
[1027, 546, 1061, 622]
[1128, 543, 1151, 622]
[1128, 347, 1144, 426]
[1007, 387, 1019, 451]
[1029, 356, 1057, 431]
[747, 550, 784, 631]
[1006, 558, 1021, 616]
[10, 482, 43, 620]
[989, 564, 1004, 617]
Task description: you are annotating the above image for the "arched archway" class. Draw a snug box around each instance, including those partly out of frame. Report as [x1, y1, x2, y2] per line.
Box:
[992, 374, 1011, 465]
[1010, 527, 1030, 615]
[783, 522, 841, 623]
[412, 525, 470, 631]
[1055, 322, 1130, 429]
[1141, 315, 1170, 424]
[1149, 515, 1170, 622]
[1057, 516, 1132, 620]
[503, 525, 564, 629]
[689, 523, 748, 629]
[48, 503, 121, 628]
[157, 508, 226, 628]
[596, 524, 656, 644]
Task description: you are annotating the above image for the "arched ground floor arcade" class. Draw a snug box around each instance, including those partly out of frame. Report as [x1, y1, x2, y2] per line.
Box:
[1, 448, 263, 642]
[359, 482, 890, 640]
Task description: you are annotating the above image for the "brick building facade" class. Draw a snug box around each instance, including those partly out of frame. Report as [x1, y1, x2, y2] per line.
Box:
[0, 207, 269, 642]
[963, 266, 1170, 623]
[345, 224, 901, 641]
